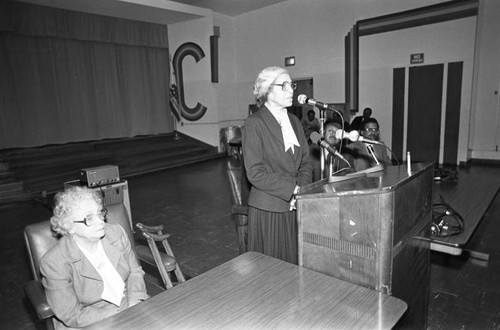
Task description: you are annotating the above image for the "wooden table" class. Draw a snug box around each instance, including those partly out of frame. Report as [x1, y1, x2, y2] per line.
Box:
[86, 252, 407, 330]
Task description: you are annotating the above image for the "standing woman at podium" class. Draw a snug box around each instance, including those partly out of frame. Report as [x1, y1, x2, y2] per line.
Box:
[242, 66, 312, 264]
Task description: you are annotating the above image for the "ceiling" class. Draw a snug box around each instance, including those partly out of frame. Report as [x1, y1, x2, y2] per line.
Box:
[168, 0, 288, 17]
[16, 0, 289, 24]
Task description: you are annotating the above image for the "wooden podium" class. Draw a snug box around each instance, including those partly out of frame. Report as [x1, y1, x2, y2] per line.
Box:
[296, 162, 433, 329]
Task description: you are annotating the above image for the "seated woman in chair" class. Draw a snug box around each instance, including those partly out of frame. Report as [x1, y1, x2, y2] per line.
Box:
[40, 186, 148, 329]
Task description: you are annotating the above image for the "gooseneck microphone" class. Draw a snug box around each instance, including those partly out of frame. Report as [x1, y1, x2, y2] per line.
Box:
[297, 94, 330, 109]
[310, 132, 350, 165]
[297, 94, 342, 116]
[334, 129, 385, 146]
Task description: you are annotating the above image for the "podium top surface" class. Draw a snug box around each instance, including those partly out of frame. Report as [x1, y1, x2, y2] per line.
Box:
[297, 162, 433, 198]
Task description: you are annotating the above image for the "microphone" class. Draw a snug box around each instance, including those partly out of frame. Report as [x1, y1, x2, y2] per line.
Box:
[310, 132, 349, 165]
[298, 94, 337, 112]
[334, 129, 349, 140]
[334, 129, 384, 146]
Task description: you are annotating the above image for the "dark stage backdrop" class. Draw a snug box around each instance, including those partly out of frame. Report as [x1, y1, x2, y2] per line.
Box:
[0, 2, 173, 150]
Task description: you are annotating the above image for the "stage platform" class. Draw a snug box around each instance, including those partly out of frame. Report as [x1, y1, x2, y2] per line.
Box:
[0, 132, 222, 203]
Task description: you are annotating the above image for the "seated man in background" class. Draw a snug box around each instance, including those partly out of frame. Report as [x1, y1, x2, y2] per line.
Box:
[301, 109, 320, 144]
[330, 111, 351, 132]
[346, 118, 389, 172]
[350, 107, 372, 131]
[310, 119, 353, 181]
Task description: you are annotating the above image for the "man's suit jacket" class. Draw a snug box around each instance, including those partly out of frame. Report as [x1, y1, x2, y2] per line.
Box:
[40, 223, 148, 329]
[242, 106, 312, 212]
[350, 115, 367, 131]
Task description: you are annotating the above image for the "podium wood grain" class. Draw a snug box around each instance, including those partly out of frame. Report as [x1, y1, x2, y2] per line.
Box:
[85, 252, 407, 330]
[297, 163, 434, 329]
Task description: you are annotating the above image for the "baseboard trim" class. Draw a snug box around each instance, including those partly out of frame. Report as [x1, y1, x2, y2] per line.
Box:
[469, 158, 500, 166]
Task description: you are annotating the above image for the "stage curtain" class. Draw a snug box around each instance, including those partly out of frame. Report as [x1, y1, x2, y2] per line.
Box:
[8, 2, 168, 48]
[0, 2, 172, 150]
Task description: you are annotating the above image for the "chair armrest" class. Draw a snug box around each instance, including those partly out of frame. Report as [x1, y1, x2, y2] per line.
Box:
[24, 280, 54, 320]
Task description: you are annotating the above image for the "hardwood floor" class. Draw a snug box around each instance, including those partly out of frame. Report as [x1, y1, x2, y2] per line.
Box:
[0, 158, 499, 329]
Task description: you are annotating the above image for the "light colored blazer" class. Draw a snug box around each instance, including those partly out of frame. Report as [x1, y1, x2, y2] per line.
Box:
[40, 223, 148, 329]
[243, 106, 312, 212]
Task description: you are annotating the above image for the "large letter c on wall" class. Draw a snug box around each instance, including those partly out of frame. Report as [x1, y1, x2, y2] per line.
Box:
[173, 42, 208, 121]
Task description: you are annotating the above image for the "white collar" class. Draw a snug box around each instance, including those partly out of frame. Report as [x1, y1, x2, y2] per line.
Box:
[266, 104, 300, 153]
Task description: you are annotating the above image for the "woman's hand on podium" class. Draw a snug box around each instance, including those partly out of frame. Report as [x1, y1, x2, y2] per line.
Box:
[289, 185, 300, 211]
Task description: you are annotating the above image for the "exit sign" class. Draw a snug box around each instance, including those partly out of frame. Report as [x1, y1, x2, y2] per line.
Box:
[411, 53, 424, 64]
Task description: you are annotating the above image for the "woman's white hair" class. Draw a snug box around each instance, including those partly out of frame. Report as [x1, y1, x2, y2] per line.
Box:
[253, 66, 288, 108]
[50, 186, 103, 236]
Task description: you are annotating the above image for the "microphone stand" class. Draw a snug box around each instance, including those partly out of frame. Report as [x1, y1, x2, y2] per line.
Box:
[318, 108, 326, 179]
[366, 144, 380, 165]
[318, 106, 343, 180]
[364, 144, 384, 173]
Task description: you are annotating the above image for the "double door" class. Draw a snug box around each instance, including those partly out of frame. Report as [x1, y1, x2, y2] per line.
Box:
[393, 62, 463, 165]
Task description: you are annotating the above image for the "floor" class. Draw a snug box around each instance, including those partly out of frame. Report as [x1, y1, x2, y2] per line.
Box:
[1, 157, 499, 329]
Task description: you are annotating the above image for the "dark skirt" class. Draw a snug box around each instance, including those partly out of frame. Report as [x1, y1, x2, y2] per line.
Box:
[247, 206, 298, 264]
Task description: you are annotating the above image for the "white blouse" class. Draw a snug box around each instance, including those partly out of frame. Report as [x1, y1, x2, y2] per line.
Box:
[76, 240, 125, 306]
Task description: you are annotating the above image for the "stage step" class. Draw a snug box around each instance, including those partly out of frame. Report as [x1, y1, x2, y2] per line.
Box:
[0, 182, 31, 203]
[0, 163, 17, 184]
[0, 181, 23, 193]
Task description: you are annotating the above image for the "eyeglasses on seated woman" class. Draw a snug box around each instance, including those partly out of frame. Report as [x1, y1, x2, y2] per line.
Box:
[39, 186, 148, 329]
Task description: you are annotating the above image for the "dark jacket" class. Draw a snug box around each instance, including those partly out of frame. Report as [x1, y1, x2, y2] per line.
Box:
[242, 106, 312, 212]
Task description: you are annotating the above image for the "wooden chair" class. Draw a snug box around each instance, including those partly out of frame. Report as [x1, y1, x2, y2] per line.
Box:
[226, 154, 250, 254]
[136, 223, 186, 289]
[23, 203, 166, 328]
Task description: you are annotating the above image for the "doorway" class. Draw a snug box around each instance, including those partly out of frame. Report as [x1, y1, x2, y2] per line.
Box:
[288, 78, 313, 120]
[392, 62, 464, 165]
[407, 64, 444, 163]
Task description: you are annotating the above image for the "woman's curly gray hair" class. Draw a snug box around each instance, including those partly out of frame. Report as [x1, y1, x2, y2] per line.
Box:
[253, 66, 288, 108]
[50, 186, 103, 236]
